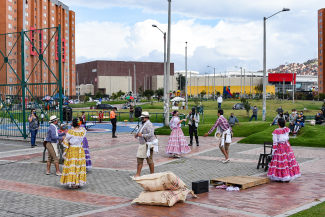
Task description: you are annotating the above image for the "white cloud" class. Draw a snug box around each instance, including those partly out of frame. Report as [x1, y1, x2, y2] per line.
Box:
[74, 0, 322, 73]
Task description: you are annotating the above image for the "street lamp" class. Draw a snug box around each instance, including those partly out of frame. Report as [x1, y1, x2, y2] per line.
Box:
[207, 66, 215, 100]
[152, 23, 168, 126]
[263, 8, 290, 121]
[235, 66, 243, 97]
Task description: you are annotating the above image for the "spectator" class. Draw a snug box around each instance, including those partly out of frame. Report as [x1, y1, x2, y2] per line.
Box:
[270, 112, 283, 126]
[217, 95, 223, 109]
[315, 113, 324, 125]
[284, 112, 289, 122]
[288, 109, 298, 133]
[229, 113, 241, 127]
[129, 105, 134, 122]
[249, 106, 258, 121]
[293, 113, 305, 134]
[98, 111, 104, 123]
[276, 107, 283, 114]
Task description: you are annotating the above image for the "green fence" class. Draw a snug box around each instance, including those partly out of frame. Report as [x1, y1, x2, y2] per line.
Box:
[0, 26, 63, 139]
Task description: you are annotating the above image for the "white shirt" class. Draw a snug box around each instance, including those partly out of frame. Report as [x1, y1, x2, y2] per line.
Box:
[217, 96, 223, 103]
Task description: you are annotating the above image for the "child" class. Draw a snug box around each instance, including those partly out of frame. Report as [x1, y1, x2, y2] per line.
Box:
[40, 112, 45, 125]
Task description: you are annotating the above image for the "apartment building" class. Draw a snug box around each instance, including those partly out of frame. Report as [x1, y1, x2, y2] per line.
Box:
[319, 8, 324, 94]
[0, 0, 76, 97]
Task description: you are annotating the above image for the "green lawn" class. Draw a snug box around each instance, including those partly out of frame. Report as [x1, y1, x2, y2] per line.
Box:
[290, 201, 325, 217]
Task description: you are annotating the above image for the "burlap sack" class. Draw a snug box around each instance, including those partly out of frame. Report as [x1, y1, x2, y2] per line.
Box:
[131, 188, 191, 207]
[133, 171, 186, 191]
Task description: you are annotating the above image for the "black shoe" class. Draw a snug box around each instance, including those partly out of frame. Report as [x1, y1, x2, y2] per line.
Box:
[31, 146, 35, 148]
[112, 135, 117, 138]
[196, 143, 199, 146]
[188, 143, 192, 146]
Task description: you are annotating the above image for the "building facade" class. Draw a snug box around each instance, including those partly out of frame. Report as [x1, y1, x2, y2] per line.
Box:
[0, 0, 76, 97]
[319, 9, 324, 93]
[76, 60, 174, 96]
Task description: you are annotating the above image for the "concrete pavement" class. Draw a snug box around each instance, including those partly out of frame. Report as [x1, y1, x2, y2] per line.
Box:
[0, 133, 324, 217]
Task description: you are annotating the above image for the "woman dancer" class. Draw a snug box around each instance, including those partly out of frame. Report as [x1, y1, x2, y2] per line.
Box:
[165, 111, 191, 157]
[267, 118, 301, 182]
[79, 117, 92, 171]
[60, 118, 87, 189]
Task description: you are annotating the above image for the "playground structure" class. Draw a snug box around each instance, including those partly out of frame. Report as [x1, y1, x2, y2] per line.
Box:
[223, 86, 233, 98]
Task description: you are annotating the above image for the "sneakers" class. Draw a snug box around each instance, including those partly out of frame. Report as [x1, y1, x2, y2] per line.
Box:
[222, 159, 230, 164]
[112, 135, 117, 138]
[188, 143, 192, 146]
[196, 142, 199, 146]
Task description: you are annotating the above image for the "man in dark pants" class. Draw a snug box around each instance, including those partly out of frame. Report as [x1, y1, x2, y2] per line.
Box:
[249, 106, 258, 121]
[186, 107, 200, 146]
[110, 107, 118, 138]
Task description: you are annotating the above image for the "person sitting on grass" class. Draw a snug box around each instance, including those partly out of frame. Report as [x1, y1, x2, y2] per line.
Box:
[315, 113, 324, 125]
[293, 114, 305, 134]
[284, 112, 289, 122]
[228, 113, 241, 127]
[270, 112, 283, 126]
[288, 109, 298, 133]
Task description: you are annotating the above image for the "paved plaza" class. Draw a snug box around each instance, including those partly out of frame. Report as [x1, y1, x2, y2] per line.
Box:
[0, 132, 325, 217]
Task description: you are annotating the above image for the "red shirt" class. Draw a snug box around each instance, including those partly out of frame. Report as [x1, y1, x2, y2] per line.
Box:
[99, 113, 103, 118]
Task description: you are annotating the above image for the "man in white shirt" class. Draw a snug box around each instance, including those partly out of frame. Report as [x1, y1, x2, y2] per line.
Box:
[217, 95, 223, 109]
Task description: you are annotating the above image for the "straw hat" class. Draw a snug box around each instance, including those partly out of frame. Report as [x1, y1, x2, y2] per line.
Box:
[140, 111, 151, 118]
[49, 115, 58, 123]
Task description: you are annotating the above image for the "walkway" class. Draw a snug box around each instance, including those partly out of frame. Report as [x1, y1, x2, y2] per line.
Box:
[0, 134, 324, 216]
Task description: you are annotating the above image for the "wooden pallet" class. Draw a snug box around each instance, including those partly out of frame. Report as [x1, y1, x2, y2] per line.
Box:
[210, 176, 270, 190]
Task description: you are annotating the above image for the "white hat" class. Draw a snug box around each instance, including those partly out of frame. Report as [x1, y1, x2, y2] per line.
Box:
[140, 111, 151, 118]
[49, 115, 58, 123]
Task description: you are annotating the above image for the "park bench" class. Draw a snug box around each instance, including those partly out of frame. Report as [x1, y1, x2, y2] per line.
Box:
[305, 115, 315, 123]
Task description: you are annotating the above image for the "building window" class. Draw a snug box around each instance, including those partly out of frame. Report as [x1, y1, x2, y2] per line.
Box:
[72, 15, 74, 18]
[9, 0, 12, 2]
[25, 4, 28, 9]
[321, 37, 323, 41]
[44, 13, 46, 17]
[52, 59, 54, 63]
[8, 14, 12, 20]
[321, 69, 323, 72]
[321, 87, 323, 91]
[65, 23, 68, 27]
[52, 17, 54, 21]
[9, 69, 12, 73]
[321, 63, 323, 66]
[321, 44, 323, 47]
[52, 67, 55, 70]
[9, 77, 12, 82]
[26, 20, 28, 26]
[321, 56, 323, 60]
[52, 24, 54, 27]
[321, 50, 323, 53]
[320, 19, 323, 23]
[44, 72, 47, 77]
[44, 5, 46, 10]
[26, 62, 29, 66]
[8, 23, 12, 29]
[321, 25, 323, 29]
[25, 12, 28, 17]
[320, 12, 323, 16]
[8, 42, 12, 46]
[52, 9, 54, 14]
[321, 81, 323, 84]
[8, 6, 12, 11]
[320, 31, 322, 35]
[321, 75, 323, 78]
[44, 20, 46, 24]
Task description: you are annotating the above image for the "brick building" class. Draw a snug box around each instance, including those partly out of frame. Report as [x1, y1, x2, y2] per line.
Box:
[319, 8, 324, 93]
[76, 61, 174, 96]
[0, 0, 76, 97]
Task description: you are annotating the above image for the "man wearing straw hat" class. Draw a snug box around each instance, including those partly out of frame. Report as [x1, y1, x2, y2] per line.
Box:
[44, 115, 66, 176]
[133, 111, 156, 178]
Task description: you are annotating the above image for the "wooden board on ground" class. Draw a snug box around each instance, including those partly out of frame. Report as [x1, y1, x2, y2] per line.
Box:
[210, 176, 270, 190]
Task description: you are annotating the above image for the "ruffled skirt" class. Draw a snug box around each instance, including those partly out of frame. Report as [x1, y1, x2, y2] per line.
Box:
[60, 147, 87, 187]
[267, 142, 301, 181]
[165, 128, 191, 155]
[82, 137, 92, 171]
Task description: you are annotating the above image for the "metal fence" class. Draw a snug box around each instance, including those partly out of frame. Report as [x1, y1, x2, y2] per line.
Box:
[0, 26, 63, 139]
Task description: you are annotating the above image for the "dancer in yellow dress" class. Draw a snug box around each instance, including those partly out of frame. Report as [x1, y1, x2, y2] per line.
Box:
[60, 118, 87, 189]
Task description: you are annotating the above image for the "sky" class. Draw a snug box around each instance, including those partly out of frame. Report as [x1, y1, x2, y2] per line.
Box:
[64, 0, 323, 74]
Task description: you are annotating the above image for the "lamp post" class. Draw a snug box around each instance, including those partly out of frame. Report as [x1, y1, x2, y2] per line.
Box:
[244, 69, 246, 98]
[292, 72, 295, 103]
[235, 66, 242, 97]
[207, 66, 215, 100]
[263, 8, 290, 121]
[128, 68, 130, 95]
[185, 42, 188, 109]
[165, 0, 172, 126]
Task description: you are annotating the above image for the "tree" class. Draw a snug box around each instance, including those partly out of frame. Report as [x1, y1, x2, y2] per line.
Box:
[200, 90, 207, 98]
[254, 82, 263, 98]
[95, 90, 102, 99]
[117, 90, 125, 98]
[143, 89, 155, 102]
[155, 88, 164, 100]
[138, 86, 143, 97]
[244, 100, 251, 116]
[111, 93, 118, 101]
[176, 75, 186, 91]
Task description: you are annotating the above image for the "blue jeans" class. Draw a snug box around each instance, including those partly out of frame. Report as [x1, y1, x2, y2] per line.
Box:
[218, 103, 222, 109]
[271, 119, 278, 125]
[30, 130, 38, 146]
[249, 115, 257, 121]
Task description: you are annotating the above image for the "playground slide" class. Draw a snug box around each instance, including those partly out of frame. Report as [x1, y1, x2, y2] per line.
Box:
[223, 86, 233, 98]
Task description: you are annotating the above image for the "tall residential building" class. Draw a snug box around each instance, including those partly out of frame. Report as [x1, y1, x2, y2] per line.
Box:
[0, 0, 76, 96]
[319, 8, 324, 93]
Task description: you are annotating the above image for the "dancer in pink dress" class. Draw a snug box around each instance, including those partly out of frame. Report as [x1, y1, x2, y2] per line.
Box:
[267, 118, 301, 182]
[165, 111, 191, 157]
